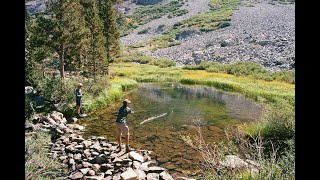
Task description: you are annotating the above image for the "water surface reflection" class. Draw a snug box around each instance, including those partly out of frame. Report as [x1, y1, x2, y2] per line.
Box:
[80, 83, 263, 176]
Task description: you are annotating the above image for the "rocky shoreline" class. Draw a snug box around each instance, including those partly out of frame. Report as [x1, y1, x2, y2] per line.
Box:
[25, 88, 263, 180]
[26, 110, 262, 179]
[26, 111, 179, 180]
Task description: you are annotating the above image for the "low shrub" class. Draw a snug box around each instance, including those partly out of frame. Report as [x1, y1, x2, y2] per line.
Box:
[33, 76, 65, 103]
[227, 61, 268, 76]
[137, 27, 151, 34]
[148, 58, 176, 68]
[128, 43, 146, 48]
[181, 118, 295, 179]
[121, 53, 154, 64]
[182, 65, 201, 70]
[122, 53, 176, 68]
[249, 72, 274, 82]
[168, 9, 189, 18]
[272, 70, 295, 84]
[158, 24, 166, 29]
[182, 61, 295, 84]
[259, 100, 295, 140]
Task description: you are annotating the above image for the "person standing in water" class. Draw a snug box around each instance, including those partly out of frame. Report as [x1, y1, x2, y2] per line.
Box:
[115, 99, 134, 153]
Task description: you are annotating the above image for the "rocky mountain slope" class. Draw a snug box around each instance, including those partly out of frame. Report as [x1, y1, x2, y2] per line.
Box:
[25, 0, 295, 71]
[147, 0, 295, 71]
[120, 0, 210, 45]
[25, 0, 46, 17]
[120, 0, 295, 71]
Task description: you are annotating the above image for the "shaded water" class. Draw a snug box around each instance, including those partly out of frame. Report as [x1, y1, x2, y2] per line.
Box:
[80, 83, 263, 176]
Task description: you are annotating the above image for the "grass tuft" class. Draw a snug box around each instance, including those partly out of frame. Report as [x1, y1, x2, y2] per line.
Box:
[25, 132, 67, 179]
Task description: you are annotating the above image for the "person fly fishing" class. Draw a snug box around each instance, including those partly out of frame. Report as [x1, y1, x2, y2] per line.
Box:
[115, 99, 134, 153]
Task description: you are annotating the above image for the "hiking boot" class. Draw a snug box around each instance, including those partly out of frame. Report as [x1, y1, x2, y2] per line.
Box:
[116, 145, 122, 152]
[125, 146, 134, 153]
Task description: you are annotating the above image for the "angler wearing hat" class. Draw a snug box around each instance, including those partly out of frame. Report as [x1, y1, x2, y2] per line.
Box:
[116, 98, 134, 153]
[75, 83, 84, 118]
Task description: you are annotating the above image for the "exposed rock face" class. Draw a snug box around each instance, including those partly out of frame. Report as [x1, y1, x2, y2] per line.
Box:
[160, 171, 174, 180]
[120, 0, 295, 71]
[50, 111, 65, 123]
[25, 0, 46, 17]
[69, 171, 83, 179]
[27, 111, 174, 179]
[147, 173, 159, 180]
[120, 168, 138, 180]
[220, 155, 261, 177]
[220, 155, 249, 169]
[120, 0, 210, 45]
[175, 30, 199, 41]
[191, 51, 205, 65]
[25, 86, 35, 95]
[136, 0, 164, 5]
[129, 152, 145, 163]
[148, 1, 295, 71]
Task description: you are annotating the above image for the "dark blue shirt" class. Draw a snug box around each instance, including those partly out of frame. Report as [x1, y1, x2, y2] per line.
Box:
[116, 106, 132, 124]
[76, 88, 82, 101]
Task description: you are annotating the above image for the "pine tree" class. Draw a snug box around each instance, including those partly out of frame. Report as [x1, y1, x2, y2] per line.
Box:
[85, 1, 107, 81]
[26, 9, 49, 86]
[29, 13, 52, 78]
[25, 9, 34, 85]
[46, 0, 89, 84]
[64, 1, 90, 75]
[97, 0, 121, 74]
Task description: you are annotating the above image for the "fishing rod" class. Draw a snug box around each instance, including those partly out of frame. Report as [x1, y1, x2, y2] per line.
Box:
[139, 113, 167, 125]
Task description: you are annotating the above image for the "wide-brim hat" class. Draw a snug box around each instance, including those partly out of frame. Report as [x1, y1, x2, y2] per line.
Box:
[123, 99, 131, 103]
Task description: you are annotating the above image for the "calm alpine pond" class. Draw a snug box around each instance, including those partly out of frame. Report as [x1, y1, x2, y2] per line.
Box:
[79, 83, 263, 175]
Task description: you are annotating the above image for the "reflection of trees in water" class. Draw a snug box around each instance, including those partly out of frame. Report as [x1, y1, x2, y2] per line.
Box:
[222, 93, 263, 121]
[174, 84, 225, 104]
[170, 83, 263, 121]
[131, 83, 263, 124]
[135, 83, 173, 103]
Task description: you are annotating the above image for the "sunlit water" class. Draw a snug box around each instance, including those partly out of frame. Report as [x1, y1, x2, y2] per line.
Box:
[79, 83, 263, 176]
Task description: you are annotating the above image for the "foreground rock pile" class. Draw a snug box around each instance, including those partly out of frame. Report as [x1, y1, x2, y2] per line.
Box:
[27, 111, 174, 180]
[52, 134, 173, 180]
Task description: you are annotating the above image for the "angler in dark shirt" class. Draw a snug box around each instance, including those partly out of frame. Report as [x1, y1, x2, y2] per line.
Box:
[116, 99, 134, 153]
[75, 83, 84, 118]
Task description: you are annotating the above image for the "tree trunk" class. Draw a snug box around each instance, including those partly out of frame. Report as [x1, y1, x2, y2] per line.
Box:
[106, 2, 110, 76]
[78, 50, 82, 76]
[42, 62, 45, 77]
[93, 53, 96, 81]
[59, 44, 66, 89]
[69, 56, 72, 75]
[59, 48, 65, 80]
[92, 35, 96, 81]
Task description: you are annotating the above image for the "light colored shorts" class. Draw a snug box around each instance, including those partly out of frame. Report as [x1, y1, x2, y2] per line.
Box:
[116, 122, 129, 136]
